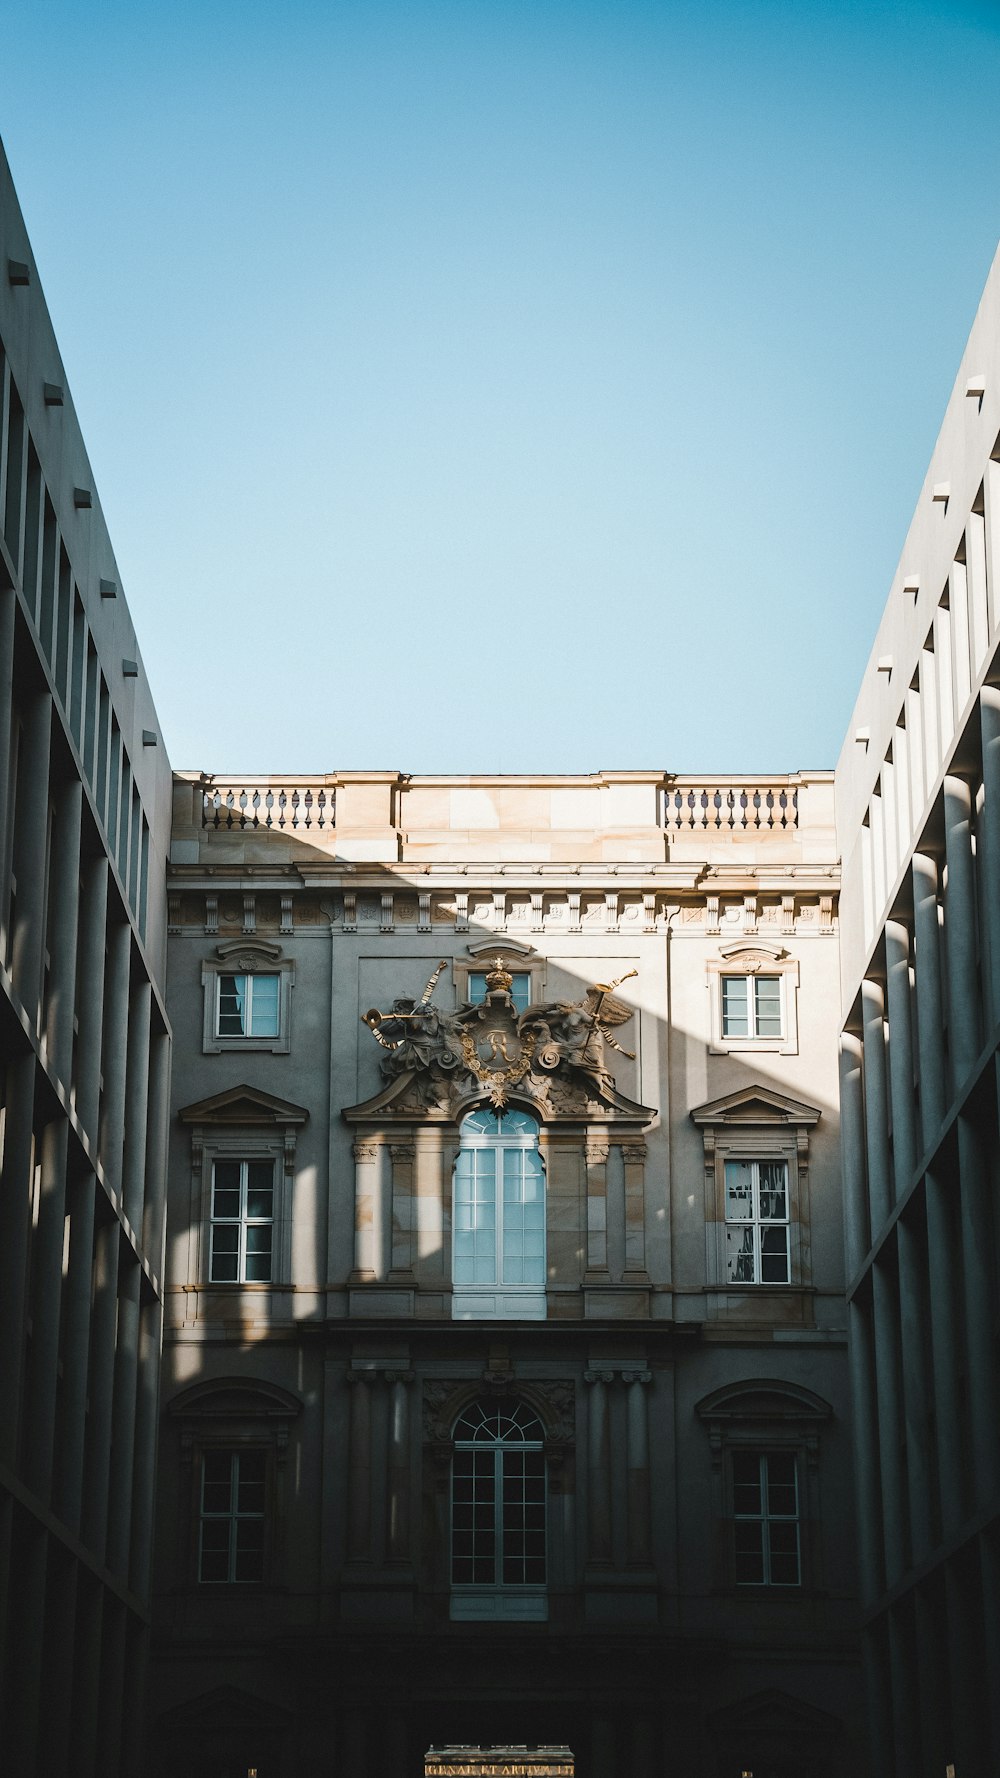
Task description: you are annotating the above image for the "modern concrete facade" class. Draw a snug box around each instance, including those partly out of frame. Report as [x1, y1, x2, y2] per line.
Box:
[0, 142, 173, 1774]
[836, 248, 1000, 1776]
[149, 770, 861, 1777]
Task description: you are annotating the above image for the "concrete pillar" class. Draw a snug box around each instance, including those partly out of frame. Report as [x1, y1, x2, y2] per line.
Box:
[979, 687, 1000, 1027]
[872, 1260, 907, 1585]
[924, 1167, 966, 1534]
[839, 1032, 869, 1276]
[106, 1258, 141, 1575]
[142, 1028, 171, 1269]
[346, 1370, 373, 1561]
[897, 1211, 934, 1563]
[981, 1530, 1000, 1773]
[861, 977, 893, 1230]
[23, 1116, 70, 1501]
[44, 775, 83, 1085]
[956, 1115, 1000, 1505]
[0, 586, 17, 931]
[889, 1608, 920, 1775]
[74, 854, 109, 1142]
[129, 1300, 163, 1600]
[884, 920, 918, 1192]
[912, 851, 947, 1143]
[848, 1298, 883, 1607]
[71, 1581, 103, 1778]
[943, 774, 981, 1086]
[946, 1561, 988, 1778]
[37, 1553, 78, 1774]
[99, 920, 131, 1194]
[54, 1171, 96, 1531]
[81, 1220, 121, 1561]
[121, 978, 151, 1232]
[0, 1050, 36, 1465]
[385, 1369, 414, 1563]
[584, 1371, 613, 1564]
[914, 1584, 949, 1778]
[4, 1522, 46, 1773]
[9, 687, 51, 1018]
[623, 1370, 652, 1566]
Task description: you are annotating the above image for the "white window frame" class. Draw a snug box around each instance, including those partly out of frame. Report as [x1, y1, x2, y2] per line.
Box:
[198, 1447, 267, 1585]
[450, 1399, 547, 1621]
[723, 1158, 791, 1285]
[209, 1157, 275, 1283]
[731, 1449, 801, 1588]
[215, 971, 281, 1040]
[707, 943, 799, 1056]
[201, 940, 294, 1054]
[451, 1108, 547, 1320]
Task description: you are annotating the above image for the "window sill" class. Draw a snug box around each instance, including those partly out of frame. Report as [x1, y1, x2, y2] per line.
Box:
[450, 1589, 547, 1622]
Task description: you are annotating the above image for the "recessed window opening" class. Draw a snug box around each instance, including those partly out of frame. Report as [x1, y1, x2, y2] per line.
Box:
[210, 1159, 274, 1282]
[733, 1451, 801, 1586]
[217, 972, 280, 1038]
[721, 974, 782, 1040]
[450, 1398, 547, 1620]
[452, 1108, 545, 1320]
[198, 1449, 266, 1583]
[724, 1159, 790, 1283]
[468, 969, 531, 1014]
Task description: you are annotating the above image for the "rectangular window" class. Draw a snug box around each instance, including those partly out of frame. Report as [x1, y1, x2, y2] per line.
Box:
[724, 1159, 790, 1284]
[216, 973, 280, 1038]
[453, 1148, 545, 1287]
[468, 970, 531, 1015]
[209, 1159, 274, 1282]
[732, 1451, 800, 1585]
[198, 1449, 266, 1583]
[721, 974, 782, 1039]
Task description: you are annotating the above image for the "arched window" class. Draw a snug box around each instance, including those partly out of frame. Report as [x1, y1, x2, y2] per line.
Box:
[452, 1107, 546, 1320]
[450, 1398, 547, 1621]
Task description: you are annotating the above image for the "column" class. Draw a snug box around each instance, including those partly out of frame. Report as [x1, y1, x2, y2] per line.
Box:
[0, 1051, 36, 1465]
[943, 774, 981, 1086]
[584, 1370, 613, 1564]
[23, 1116, 70, 1500]
[99, 919, 132, 1195]
[584, 1139, 610, 1275]
[351, 1141, 380, 1280]
[884, 920, 918, 1192]
[128, 1300, 163, 1600]
[74, 855, 109, 1142]
[54, 1172, 96, 1531]
[861, 979, 892, 1230]
[0, 586, 16, 928]
[848, 1298, 883, 1608]
[9, 688, 51, 1017]
[44, 775, 83, 1085]
[389, 1142, 415, 1277]
[911, 852, 947, 1142]
[839, 1032, 868, 1277]
[622, 1370, 652, 1566]
[345, 1370, 373, 1561]
[121, 978, 152, 1232]
[621, 1142, 648, 1279]
[106, 1259, 141, 1575]
[897, 1210, 934, 1562]
[142, 1029, 171, 1268]
[385, 1370, 414, 1563]
[956, 1115, 1000, 1505]
[872, 1258, 907, 1586]
[81, 1220, 121, 1560]
[924, 1167, 965, 1534]
[979, 687, 1000, 1028]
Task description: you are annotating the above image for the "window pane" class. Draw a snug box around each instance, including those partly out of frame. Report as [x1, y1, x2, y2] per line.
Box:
[211, 1188, 240, 1221]
[234, 1519, 264, 1582]
[734, 1521, 765, 1584]
[217, 975, 247, 1036]
[246, 1180, 274, 1220]
[244, 1227, 272, 1282]
[758, 1161, 788, 1221]
[732, 1452, 762, 1516]
[753, 975, 782, 1037]
[760, 1226, 790, 1283]
[213, 1160, 240, 1194]
[249, 974, 280, 1037]
[724, 1160, 753, 1221]
[721, 976, 749, 1037]
[725, 1225, 756, 1283]
[209, 1231, 239, 1282]
[768, 1521, 800, 1585]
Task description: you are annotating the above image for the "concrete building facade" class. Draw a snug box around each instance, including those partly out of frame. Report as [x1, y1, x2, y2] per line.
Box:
[149, 769, 861, 1777]
[0, 141, 173, 1775]
[836, 248, 1000, 1776]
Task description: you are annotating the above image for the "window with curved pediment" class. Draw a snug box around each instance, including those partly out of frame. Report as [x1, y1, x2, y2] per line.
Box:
[452, 1108, 546, 1321]
[707, 942, 799, 1056]
[450, 1398, 547, 1621]
[696, 1380, 831, 1594]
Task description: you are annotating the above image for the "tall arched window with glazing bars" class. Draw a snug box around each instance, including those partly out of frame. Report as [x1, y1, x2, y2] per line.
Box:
[450, 1398, 547, 1621]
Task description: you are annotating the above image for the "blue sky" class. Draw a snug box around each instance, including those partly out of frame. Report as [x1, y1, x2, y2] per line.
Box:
[4, 0, 1000, 774]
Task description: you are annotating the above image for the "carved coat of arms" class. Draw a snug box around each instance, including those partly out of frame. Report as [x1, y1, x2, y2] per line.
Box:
[361, 958, 639, 1114]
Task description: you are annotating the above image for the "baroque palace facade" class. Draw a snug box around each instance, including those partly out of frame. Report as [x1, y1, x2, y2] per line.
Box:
[151, 768, 859, 1777]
